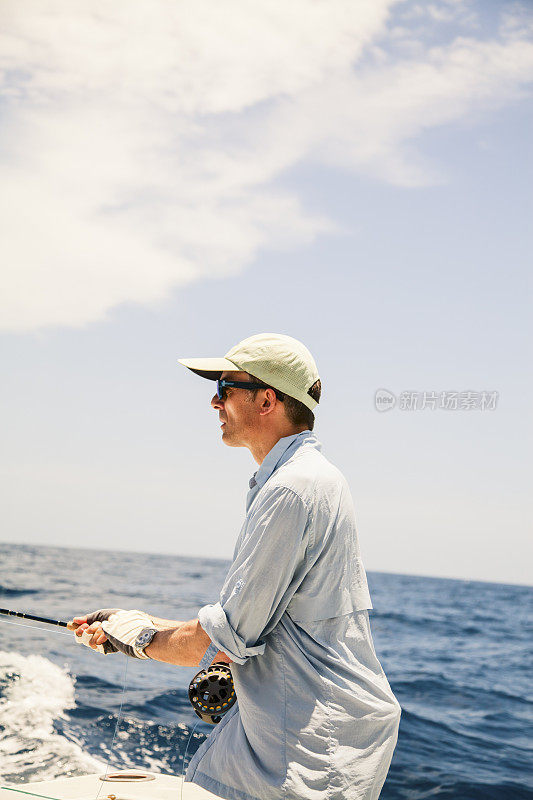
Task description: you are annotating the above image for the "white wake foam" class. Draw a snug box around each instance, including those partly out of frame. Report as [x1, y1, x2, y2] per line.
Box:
[0, 650, 104, 782]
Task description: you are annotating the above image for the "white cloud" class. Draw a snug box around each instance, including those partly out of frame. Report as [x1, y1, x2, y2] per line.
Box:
[0, 0, 532, 331]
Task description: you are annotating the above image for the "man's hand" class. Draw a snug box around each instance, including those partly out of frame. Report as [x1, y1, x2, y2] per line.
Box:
[67, 609, 122, 654]
[69, 609, 158, 658]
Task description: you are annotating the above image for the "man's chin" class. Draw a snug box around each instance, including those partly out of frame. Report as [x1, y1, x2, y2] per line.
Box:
[221, 427, 244, 447]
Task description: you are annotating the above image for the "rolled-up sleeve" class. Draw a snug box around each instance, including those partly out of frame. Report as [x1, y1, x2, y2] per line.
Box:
[198, 485, 309, 665]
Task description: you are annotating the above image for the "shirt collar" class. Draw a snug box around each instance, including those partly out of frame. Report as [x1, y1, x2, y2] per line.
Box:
[249, 430, 317, 490]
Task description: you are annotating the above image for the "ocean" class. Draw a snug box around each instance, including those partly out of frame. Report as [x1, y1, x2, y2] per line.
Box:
[0, 542, 531, 798]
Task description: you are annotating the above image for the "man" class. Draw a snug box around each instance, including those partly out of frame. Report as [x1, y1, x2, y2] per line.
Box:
[69, 332, 401, 800]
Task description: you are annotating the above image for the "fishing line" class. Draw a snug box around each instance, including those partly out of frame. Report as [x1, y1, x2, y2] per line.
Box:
[94, 654, 129, 800]
[0, 617, 72, 636]
[180, 719, 201, 800]
[0, 788, 65, 800]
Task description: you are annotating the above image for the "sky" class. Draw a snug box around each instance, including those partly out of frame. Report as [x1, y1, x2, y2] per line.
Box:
[0, 0, 532, 586]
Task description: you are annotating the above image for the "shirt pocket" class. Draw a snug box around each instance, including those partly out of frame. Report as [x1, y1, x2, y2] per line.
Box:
[286, 571, 372, 623]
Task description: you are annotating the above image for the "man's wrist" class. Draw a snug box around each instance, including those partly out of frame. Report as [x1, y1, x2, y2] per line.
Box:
[133, 626, 158, 658]
[143, 629, 159, 658]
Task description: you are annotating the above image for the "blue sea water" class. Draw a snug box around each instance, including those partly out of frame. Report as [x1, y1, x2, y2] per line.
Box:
[0, 542, 531, 798]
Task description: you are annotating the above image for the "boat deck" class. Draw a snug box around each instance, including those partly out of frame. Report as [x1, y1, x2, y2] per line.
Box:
[0, 771, 218, 800]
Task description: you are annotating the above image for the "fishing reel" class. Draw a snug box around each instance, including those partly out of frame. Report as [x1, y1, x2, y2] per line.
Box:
[188, 662, 236, 725]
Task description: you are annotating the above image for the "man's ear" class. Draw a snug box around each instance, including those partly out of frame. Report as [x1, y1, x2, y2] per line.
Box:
[260, 390, 276, 411]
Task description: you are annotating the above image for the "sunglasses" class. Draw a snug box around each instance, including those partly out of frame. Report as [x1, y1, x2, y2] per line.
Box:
[215, 379, 266, 400]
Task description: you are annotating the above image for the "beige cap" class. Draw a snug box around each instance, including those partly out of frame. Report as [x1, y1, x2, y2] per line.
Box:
[178, 333, 320, 411]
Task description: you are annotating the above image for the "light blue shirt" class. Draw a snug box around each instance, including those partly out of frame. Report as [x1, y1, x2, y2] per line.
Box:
[186, 431, 401, 800]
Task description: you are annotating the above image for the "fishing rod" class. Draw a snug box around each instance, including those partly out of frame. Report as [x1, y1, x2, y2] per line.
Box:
[0, 607, 68, 627]
[0, 606, 236, 724]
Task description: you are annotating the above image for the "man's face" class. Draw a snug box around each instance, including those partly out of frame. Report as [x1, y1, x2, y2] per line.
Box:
[210, 370, 260, 448]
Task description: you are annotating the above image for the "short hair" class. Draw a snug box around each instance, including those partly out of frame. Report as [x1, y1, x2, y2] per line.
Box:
[248, 374, 321, 431]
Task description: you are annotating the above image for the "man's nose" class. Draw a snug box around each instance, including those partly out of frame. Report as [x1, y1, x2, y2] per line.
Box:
[211, 393, 223, 409]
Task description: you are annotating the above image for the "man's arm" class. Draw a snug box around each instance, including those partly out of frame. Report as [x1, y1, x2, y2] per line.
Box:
[197, 485, 309, 665]
[68, 612, 230, 666]
[145, 618, 224, 666]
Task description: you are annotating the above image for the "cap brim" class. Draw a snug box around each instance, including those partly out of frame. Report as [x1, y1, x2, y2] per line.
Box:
[177, 357, 239, 381]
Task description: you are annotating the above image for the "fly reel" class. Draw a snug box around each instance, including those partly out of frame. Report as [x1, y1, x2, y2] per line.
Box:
[188, 662, 236, 725]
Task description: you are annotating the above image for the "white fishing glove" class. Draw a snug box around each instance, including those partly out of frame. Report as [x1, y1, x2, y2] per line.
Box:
[73, 608, 157, 659]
